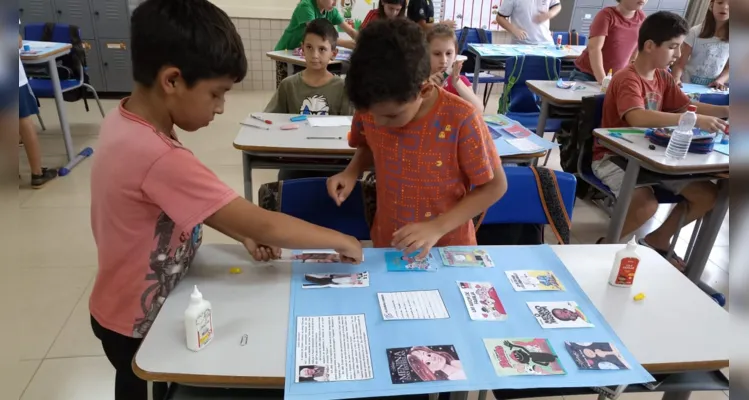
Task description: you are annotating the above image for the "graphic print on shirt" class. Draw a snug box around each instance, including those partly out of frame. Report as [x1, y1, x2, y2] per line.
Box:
[692, 43, 725, 84]
[301, 95, 331, 115]
[644, 92, 662, 111]
[132, 213, 203, 338]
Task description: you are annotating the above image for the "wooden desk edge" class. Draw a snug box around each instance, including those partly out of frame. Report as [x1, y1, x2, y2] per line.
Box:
[132, 358, 728, 386]
[526, 82, 593, 105]
[233, 143, 547, 160]
[20, 44, 72, 61]
[593, 131, 729, 174]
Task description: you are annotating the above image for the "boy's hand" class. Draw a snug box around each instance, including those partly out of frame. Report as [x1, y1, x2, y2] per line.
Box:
[243, 238, 282, 262]
[327, 171, 358, 206]
[392, 220, 446, 260]
[450, 60, 465, 85]
[335, 236, 363, 264]
[429, 71, 446, 87]
[709, 78, 727, 91]
[512, 28, 528, 41]
[696, 115, 728, 133]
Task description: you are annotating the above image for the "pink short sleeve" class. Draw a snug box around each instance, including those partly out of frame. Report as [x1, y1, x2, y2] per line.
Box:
[142, 149, 239, 232]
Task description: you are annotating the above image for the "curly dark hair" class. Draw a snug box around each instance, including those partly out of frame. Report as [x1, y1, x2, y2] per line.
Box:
[345, 18, 430, 110]
[130, 0, 247, 87]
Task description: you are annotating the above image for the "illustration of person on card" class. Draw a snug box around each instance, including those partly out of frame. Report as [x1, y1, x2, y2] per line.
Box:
[302, 272, 369, 288]
[387, 345, 467, 384]
[292, 253, 340, 263]
[483, 338, 566, 376]
[565, 342, 630, 370]
[297, 365, 329, 382]
[527, 301, 594, 328]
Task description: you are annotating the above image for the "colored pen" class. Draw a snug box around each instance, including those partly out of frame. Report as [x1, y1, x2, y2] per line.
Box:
[251, 114, 272, 124]
[240, 122, 269, 130]
[307, 136, 343, 140]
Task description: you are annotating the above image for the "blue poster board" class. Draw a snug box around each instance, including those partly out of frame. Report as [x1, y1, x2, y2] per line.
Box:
[485, 115, 558, 156]
[469, 44, 584, 59]
[284, 246, 653, 400]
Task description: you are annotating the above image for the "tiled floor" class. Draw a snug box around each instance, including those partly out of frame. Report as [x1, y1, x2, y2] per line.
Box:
[9, 92, 729, 400]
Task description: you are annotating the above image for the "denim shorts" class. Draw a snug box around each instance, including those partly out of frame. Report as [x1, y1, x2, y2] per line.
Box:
[569, 68, 597, 82]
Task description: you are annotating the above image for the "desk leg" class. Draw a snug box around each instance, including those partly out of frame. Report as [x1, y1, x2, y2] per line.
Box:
[604, 160, 640, 243]
[472, 55, 481, 94]
[242, 151, 254, 202]
[536, 99, 549, 138]
[684, 178, 729, 283]
[286, 62, 294, 76]
[47, 58, 75, 161]
[661, 391, 691, 400]
[449, 392, 469, 400]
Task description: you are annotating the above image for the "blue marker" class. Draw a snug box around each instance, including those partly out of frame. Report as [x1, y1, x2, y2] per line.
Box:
[290, 115, 307, 122]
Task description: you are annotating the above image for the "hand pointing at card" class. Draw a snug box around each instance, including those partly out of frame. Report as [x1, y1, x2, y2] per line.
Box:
[392, 220, 447, 260]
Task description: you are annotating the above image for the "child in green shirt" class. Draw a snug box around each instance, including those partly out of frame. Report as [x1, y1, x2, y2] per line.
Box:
[275, 0, 357, 87]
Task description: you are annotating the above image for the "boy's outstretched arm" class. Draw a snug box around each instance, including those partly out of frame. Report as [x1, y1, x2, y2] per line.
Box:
[205, 198, 362, 262]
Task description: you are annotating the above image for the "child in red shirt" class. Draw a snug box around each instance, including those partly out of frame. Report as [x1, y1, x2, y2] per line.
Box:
[360, 0, 406, 30]
[593, 11, 728, 267]
[572, 0, 646, 83]
[426, 24, 484, 110]
[327, 19, 507, 259]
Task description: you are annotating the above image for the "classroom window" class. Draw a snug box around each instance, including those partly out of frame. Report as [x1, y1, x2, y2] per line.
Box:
[443, 0, 503, 30]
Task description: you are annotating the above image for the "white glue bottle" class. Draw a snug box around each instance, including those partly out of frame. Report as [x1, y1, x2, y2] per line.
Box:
[185, 285, 214, 351]
[601, 69, 613, 93]
[608, 237, 641, 287]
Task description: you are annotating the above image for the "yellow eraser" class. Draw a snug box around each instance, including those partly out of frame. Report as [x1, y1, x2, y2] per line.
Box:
[633, 293, 645, 301]
[229, 267, 243, 274]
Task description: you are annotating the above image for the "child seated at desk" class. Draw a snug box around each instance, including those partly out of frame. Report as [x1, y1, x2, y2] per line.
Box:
[571, 0, 646, 83]
[361, 0, 406, 30]
[327, 19, 508, 258]
[495, 0, 561, 45]
[426, 24, 484, 110]
[671, 0, 729, 90]
[89, 1, 362, 399]
[593, 11, 728, 268]
[266, 19, 352, 181]
[275, 0, 358, 87]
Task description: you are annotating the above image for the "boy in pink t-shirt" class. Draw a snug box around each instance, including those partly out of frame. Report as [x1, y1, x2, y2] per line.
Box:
[89, 1, 362, 399]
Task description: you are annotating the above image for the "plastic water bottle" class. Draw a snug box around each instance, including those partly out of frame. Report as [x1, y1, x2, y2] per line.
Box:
[665, 105, 697, 160]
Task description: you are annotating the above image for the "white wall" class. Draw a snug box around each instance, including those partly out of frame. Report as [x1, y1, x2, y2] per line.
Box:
[210, 0, 300, 19]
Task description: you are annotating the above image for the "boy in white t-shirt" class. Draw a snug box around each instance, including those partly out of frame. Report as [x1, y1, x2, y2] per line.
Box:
[495, 0, 562, 45]
[18, 20, 58, 188]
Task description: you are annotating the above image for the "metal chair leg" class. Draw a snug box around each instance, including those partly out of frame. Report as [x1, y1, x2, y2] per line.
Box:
[36, 113, 46, 131]
[542, 131, 557, 166]
[83, 83, 106, 118]
[684, 217, 702, 263]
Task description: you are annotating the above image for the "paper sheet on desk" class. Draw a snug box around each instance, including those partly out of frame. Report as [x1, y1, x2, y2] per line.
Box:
[505, 138, 544, 152]
[308, 116, 353, 127]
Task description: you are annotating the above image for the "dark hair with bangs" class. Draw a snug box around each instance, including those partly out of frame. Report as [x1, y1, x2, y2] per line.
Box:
[637, 11, 689, 52]
[378, 0, 407, 19]
[699, 0, 729, 42]
[130, 0, 247, 88]
[304, 18, 339, 48]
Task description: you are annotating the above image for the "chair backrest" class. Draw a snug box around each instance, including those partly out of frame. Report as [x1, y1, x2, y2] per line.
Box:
[698, 93, 729, 106]
[24, 23, 79, 44]
[552, 31, 588, 46]
[456, 27, 492, 53]
[499, 55, 561, 114]
[278, 178, 371, 241]
[576, 94, 606, 174]
[481, 167, 576, 225]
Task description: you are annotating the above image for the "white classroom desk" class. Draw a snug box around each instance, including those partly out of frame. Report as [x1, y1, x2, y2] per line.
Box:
[593, 129, 729, 289]
[21, 40, 81, 165]
[233, 113, 547, 201]
[134, 243, 729, 397]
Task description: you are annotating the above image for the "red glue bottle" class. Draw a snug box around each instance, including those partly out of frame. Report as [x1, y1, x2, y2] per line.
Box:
[608, 237, 640, 287]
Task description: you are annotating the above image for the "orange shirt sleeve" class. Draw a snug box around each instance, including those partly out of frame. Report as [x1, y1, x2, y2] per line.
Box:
[457, 110, 501, 187]
[348, 111, 368, 148]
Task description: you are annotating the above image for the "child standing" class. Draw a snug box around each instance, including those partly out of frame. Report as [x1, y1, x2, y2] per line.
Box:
[18, 22, 58, 188]
[571, 0, 646, 83]
[361, 0, 406, 30]
[426, 24, 483, 110]
[495, 0, 561, 45]
[89, 1, 362, 399]
[407, 0, 455, 31]
[671, 0, 729, 89]
[265, 19, 352, 180]
[275, 0, 358, 87]
[327, 19, 507, 258]
[593, 11, 728, 267]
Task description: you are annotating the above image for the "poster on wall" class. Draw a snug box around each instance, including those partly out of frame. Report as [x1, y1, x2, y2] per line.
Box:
[444, 0, 503, 30]
[338, 0, 375, 31]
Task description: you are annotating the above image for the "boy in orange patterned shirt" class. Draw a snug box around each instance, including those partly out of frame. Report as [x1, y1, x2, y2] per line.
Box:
[327, 18, 508, 258]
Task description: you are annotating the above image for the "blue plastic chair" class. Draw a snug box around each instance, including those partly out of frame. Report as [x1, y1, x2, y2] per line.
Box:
[23, 23, 105, 118]
[457, 28, 502, 110]
[481, 166, 576, 225]
[698, 92, 729, 106]
[552, 31, 588, 46]
[277, 178, 371, 241]
[499, 55, 565, 134]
